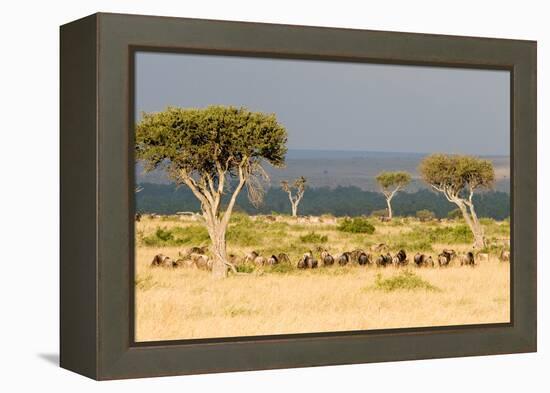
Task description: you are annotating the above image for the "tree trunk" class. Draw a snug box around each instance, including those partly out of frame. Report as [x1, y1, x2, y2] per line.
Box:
[291, 202, 298, 217]
[456, 201, 485, 249]
[386, 197, 393, 220]
[468, 204, 486, 249]
[206, 219, 229, 278]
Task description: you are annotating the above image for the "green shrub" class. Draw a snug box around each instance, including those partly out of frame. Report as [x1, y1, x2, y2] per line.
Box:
[373, 271, 439, 292]
[337, 217, 376, 234]
[416, 209, 436, 221]
[236, 264, 255, 273]
[299, 232, 328, 243]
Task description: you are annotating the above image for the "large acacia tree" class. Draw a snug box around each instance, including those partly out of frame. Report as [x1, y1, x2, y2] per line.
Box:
[419, 154, 495, 248]
[281, 176, 307, 217]
[136, 106, 287, 277]
[375, 171, 411, 220]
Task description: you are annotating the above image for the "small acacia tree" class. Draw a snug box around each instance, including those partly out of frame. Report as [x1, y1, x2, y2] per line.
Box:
[419, 154, 495, 248]
[375, 171, 411, 220]
[136, 105, 287, 277]
[281, 176, 307, 217]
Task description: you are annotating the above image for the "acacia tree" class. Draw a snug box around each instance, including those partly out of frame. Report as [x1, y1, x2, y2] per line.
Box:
[375, 171, 411, 220]
[281, 176, 307, 217]
[136, 106, 287, 277]
[419, 154, 495, 248]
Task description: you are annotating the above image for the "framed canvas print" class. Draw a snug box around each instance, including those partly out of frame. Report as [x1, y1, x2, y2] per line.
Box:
[60, 13, 537, 380]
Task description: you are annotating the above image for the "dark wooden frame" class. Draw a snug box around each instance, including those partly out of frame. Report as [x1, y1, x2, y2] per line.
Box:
[60, 12, 537, 380]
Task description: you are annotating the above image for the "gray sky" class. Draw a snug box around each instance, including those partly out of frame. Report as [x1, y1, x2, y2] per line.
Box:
[135, 52, 510, 156]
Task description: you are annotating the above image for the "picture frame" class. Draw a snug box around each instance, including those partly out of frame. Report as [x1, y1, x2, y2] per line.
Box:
[60, 12, 536, 380]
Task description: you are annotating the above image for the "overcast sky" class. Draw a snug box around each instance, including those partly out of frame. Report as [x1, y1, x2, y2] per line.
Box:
[135, 52, 510, 156]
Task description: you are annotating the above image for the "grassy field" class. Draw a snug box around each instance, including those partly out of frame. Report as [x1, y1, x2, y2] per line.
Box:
[135, 213, 510, 341]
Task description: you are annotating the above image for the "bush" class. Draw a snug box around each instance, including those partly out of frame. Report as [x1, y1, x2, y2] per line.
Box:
[235, 264, 255, 273]
[338, 217, 376, 234]
[299, 231, 328, 243]
[416, 209, 436, 222]
[373, 271, 439, 292]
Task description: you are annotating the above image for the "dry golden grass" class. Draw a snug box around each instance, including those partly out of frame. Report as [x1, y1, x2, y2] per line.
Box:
[134, 215, 510, 341]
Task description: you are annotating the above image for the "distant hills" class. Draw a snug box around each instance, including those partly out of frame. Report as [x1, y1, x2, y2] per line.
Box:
[136, 149, 510, 193]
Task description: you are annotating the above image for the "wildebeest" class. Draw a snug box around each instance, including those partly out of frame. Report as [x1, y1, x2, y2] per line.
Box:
[350, 249, 364, 263]
[500, 250, 511, 262]
[297, 258, 308, 269]
[266, 255, 279, 265]
[320, 250, 335, 266]
[254, 256, 267, 266]
[298, 251, 318, 269]
[135, 213, 142, 222]
[413, 253, 434, 267]
[460, 251, 475, 266]
[442, 249, 457, 258]
[173, 258, 195, 269]
[277, 253, 290, 264]
[394, 249, 408, 267]
[438, 249, 456, 267]
[244, 251, 259, 264]
[308, 257, 318, 268]
[190, 253, 211, 270]
[376, 253, 393, 267]
[357, 252, 371, 266]
[151, 253, 172, 267]
[337, 252, 351, 266]
[297, 251, 311, 269]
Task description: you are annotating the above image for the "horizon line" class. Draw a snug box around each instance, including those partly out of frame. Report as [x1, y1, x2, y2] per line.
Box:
[286, 148, 510, 157]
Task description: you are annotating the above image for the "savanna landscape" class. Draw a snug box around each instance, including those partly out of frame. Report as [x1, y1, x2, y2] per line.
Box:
[133, 53, 511, 342]
[135, 212, 510, 341]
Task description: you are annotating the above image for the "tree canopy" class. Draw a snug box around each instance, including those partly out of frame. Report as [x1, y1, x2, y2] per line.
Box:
[375, 171, 411, 190]
[418, 154, 495, 197]
[136, 105, 288, 183]
[281, 176, 307, 193]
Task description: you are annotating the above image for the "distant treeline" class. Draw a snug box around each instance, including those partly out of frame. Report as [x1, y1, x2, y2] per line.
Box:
[136, 183, 510, 220]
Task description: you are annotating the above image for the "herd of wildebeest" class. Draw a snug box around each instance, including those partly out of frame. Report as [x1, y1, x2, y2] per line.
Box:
[150, 243, 511, 272]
